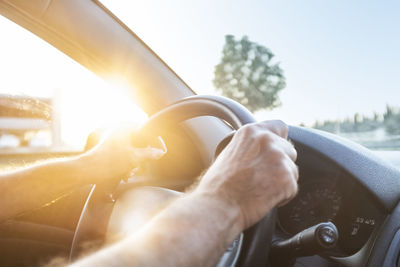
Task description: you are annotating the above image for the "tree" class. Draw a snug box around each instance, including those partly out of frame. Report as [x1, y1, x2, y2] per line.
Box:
[383, 105, 400, 135]
[213, 35, 286, 112]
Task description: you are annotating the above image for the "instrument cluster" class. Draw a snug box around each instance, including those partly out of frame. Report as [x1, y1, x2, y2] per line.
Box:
[278, 168, 384, 256]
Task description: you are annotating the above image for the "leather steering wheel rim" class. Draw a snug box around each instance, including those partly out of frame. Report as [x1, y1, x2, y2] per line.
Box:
[140, 95, 276, 267]
[70, 95, 275, 267]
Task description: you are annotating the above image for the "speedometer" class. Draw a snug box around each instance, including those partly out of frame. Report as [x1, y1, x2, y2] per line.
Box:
[278, 182, 342, 235]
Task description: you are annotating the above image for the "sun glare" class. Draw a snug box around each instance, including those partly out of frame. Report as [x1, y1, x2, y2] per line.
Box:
[0, 15, 148, 151]
[60, 76, 148, 149]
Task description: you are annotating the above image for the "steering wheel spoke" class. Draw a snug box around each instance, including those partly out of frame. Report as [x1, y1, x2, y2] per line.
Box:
[70, 95, 275, 267]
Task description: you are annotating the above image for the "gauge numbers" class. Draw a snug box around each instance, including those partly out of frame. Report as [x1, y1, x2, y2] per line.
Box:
[279, 182, 342, 234]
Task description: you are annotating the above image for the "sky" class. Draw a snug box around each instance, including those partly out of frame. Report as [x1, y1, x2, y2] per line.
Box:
[0, 0, 399, 149]
[101, 0, 400, 125]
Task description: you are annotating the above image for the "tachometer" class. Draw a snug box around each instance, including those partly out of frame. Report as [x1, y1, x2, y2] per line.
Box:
[278, 182, 342, 235]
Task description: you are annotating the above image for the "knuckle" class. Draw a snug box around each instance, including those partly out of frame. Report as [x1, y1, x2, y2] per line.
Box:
[268, 120, 289, 138]
[276, 120, 288, 132]
[287, 187, 298, 201]
[293, 164, 300, 181]
[259, 131, 275, 144]
[281, 176, 298, 200]
[278, 162, 291, 176]
[277, 159, 297, 184]
[290, 145, 298, 160]
[272, 120, 288, 129]
[288, 176, 298, 194]
[281, 172, 294, 187]
[275, 120, 288, 131]
[267, 144, 285, 160]
[238, 124, 256, 136]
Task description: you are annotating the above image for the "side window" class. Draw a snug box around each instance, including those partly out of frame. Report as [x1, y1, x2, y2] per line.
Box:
[0, 95, 56, 150]
[0, 16, 147, 155]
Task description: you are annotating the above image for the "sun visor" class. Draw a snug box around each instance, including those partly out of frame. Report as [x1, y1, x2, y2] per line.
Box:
[3, 0, 51, 19]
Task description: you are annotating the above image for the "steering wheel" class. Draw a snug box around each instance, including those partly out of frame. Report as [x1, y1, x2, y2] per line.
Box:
[70, 95, 275, 267]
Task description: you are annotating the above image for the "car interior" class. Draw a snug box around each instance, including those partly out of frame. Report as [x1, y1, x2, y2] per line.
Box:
[0, 0, 400, 266]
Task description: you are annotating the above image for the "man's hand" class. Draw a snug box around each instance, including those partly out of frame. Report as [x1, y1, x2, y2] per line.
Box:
[80, 126, 166, 184]
[0, 124, 166, 223]
[71, 120, 298, 267]
[197, 120, 299, 230]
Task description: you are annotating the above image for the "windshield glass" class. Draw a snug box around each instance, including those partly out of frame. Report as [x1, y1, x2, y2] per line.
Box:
[102, 0, 400, 151]
[0, 15, 147, 154]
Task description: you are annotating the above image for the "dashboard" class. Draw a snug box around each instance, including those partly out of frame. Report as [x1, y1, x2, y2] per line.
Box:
[277, 140, 386, 259]
[0, 122, 399, 267]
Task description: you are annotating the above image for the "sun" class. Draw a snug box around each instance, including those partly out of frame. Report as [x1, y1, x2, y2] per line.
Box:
[60, 76, 148, 150]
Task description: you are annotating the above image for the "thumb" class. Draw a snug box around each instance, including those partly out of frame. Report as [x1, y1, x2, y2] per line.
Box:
[129, 136, 167, 163]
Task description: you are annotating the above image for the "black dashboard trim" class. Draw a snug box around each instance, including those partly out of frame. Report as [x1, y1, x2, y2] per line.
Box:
[367, 202, 400, 266]
[289, 126, 400, 212]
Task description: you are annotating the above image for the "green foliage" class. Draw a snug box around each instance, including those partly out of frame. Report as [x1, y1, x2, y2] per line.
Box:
[213, 35, 286, 112]
[384, 105, 400, 135]
[313, 105, 400, 135]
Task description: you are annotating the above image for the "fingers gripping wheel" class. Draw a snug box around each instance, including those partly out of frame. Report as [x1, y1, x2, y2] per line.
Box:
[70, 95, 275, 266]
[141, 95, 276, 267]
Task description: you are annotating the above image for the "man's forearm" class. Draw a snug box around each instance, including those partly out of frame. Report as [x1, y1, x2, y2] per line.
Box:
[0, 154, 94, 222]
[0, 126, 164, 223]
[72, 191, 243, 267]
[70, 120, 299, 267]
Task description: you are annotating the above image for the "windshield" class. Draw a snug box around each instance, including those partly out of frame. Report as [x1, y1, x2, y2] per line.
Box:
[102, 0, 400, 151]
[0, 15, 147, 154]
